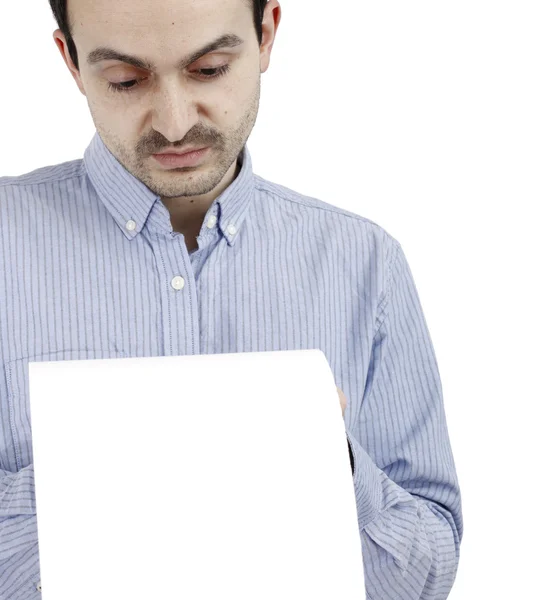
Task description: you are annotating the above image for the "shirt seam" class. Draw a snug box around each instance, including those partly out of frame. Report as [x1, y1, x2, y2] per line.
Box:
[0, 165, 86, 189]
[253, 178, 391, 232]
[371, 236, 399, 338]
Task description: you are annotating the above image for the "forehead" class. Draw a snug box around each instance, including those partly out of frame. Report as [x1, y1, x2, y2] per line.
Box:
[70, 0, 252, 45]
[70, 0, 254, 74]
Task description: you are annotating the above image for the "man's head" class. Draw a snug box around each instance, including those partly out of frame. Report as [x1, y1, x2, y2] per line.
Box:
[49, 0, 280, 201]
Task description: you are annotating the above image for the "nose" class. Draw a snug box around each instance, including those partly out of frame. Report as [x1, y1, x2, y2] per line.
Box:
[151, 81, 199, 144]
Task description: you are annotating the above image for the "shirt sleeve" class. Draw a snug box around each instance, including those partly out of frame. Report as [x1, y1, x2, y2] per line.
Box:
[346, 238, 463, 600]
[0, 464, 41, 599]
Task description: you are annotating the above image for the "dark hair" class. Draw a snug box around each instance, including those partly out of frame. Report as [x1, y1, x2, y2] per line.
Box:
[48, 0, 269, 72]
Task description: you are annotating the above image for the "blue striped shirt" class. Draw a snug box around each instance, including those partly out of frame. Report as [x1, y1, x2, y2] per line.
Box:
[0, 131, 462, 599]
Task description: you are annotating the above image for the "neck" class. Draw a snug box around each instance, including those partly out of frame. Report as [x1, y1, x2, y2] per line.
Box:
[162, 156, 241, 238]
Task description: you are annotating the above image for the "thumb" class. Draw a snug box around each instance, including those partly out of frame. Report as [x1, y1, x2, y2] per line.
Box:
[336, 387, 347, 415]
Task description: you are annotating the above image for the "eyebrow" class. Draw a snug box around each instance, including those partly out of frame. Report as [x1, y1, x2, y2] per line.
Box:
[86, 33, 245, 71]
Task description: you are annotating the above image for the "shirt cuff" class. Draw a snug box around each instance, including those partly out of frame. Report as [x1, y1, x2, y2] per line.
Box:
[345, 428, 383, 530]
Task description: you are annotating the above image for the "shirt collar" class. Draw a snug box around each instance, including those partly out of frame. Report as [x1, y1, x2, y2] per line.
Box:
[83, 130, 255, 247]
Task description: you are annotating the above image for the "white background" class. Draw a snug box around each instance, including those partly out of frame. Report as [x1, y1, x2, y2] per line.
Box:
[1, 1, 538, 598]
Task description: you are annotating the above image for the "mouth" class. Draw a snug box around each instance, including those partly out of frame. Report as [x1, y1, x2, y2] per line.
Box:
[154, 145, 208, 156]
[151, 147, 210, 169]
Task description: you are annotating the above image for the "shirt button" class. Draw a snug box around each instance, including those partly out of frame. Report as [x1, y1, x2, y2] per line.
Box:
[227, 224, 237, 235]
[125, 219, 136, 231]
[206, 215, 217, 229]
[171, 276, 185, 290]
[36, 582, 42, 592]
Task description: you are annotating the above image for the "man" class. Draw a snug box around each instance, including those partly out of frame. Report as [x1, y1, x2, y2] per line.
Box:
[0, 0, 463, 598]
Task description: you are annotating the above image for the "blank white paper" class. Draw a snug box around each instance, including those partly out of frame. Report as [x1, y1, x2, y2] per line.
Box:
[28, 348, 364, 599]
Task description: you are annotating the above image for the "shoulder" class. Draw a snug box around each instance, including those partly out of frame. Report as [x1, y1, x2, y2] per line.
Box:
[0, 158, 84, 190]
[0, 160, 85, 264]
[253, 173, 400, 251]
[0, 158, 84, 208]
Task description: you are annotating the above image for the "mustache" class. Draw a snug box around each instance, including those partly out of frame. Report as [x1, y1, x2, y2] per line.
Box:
[144, 132, 222, 154]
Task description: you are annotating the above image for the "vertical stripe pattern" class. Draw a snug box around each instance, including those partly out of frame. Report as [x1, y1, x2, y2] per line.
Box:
[0, 131, 462, 599]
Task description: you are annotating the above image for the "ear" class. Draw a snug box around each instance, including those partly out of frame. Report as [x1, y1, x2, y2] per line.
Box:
[259, 0, 282, 73]
[52, 29, 87, 96]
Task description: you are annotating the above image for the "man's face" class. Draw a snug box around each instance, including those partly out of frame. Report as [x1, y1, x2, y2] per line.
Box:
[58, 0, 274, 199]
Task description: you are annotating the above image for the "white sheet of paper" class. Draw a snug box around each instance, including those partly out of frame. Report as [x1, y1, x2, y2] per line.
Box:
[28, 348, 364, 599]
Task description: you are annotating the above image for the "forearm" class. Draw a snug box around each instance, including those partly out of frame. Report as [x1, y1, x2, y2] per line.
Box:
[347, 433, 461, 600]
[0, 464, 41, 599]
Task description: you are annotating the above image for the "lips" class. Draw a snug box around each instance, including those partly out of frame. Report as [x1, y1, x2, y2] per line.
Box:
[152, 146, 210, 169]
[154, 146, 207, 156]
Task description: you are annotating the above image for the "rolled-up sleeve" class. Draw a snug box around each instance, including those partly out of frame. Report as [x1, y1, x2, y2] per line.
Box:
[346, 238, 463, 600]
[0, 464, 40, 599]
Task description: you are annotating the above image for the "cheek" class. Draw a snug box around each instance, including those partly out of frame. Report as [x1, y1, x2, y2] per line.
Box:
[204, 88, 242, 121]
[219, 73, 258, 114]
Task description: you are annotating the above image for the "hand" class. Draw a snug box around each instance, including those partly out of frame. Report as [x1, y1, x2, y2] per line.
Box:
[336, 386, 347, 417]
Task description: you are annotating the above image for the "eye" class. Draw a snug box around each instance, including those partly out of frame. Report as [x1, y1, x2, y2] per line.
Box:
[107, 64, 231, 94]
[107, 78, 146, 93]
[195, 64, 231, 80]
